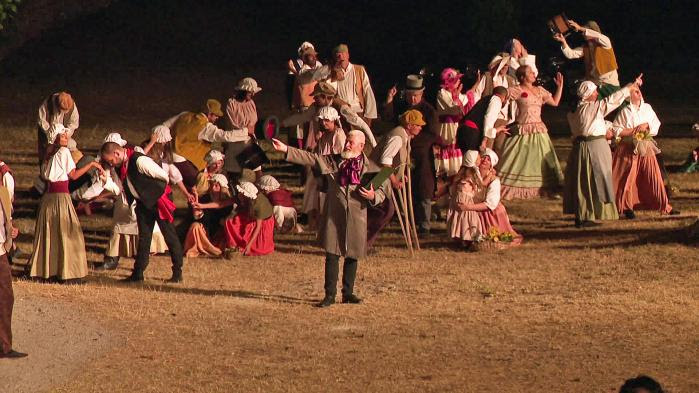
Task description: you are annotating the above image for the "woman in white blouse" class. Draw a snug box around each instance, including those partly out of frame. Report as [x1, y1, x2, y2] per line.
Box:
[457, 149, 522, 246]
[28, 125, 103, 282]
[611, 86, 677, 218]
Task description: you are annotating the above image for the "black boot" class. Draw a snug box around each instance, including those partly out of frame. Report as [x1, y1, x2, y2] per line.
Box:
[121, 269, 144, 282]
[166, 268, 183, 283]
[315, 296, 335, 308]
[316, 253, 340, 308]
[624, 209, 636, 219]
[341, 258, 360, 304]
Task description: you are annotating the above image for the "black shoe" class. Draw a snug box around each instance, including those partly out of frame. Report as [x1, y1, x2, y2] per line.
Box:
[315, 296, 335, 308]
[0, 350, 28, 359]
[341, 294, 362, 304]
[95, 256, 120, 271]
[624, 210, 636, 219]
[121, 274, 144, 283]
[576, 219, 601, 228]
[668, 209, 680, 215]
[166, 274, 183, 283]
[574, 217, 583, 228]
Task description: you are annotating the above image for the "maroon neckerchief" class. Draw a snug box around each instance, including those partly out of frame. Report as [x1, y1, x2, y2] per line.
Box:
[337, 155, 363, 187]
[118, 147, 135, 181]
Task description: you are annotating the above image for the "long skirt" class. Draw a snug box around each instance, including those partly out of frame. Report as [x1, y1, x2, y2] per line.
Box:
[0, 254, 12, 354]
[435, 122, 463, 176]
[478, 204, 523, 245]
[447, 209, 481, 241]
[221, 215, 275, 256]
[497, 131, 563, 200]
[184, 223, 222, 257]
[563, 138, 619, 221]
[106, 231, 168, 257]
[612, 142, 672, 214]
[28, 192, 88, 280]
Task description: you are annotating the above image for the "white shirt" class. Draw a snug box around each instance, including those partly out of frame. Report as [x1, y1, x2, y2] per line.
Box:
[336, 63, 378, 119]
[43, 147, 76, 182]
[436, 89, 469, 117]
[612, 100, 661, 137]
[570, 87, 630, 137]
[561, 28, 619, 86]
[474, 74, 512, 120]
[126, 155, 170, 201]
[37, 96, 79, 134]
[0, 202, 5, 256]
[0, 163, 14, 202]
[508, 54, 538, 77]
[282, 104, 377, 148]
[484, 177, 501, 211]
[483, 96, 504, 139]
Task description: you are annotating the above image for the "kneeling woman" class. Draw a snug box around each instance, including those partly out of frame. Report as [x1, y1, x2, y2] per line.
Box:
[28, 125, 104, 282]
[458, 149, 522, 246]
[184, 174, 234, 257]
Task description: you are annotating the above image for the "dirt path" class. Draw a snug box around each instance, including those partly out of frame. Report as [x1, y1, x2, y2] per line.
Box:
[0, 287, 117, 393]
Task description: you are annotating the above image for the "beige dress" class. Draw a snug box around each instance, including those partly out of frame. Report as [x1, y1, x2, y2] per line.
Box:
[446, 176, 481, 241]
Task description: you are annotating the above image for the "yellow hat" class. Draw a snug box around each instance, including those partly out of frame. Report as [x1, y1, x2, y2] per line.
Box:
[400, 109, 426, 126]
[205, 99, 224, 117]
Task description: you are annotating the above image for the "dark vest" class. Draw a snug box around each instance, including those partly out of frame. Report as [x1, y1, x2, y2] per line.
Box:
[463, 94, 494, 132]
[126, 152, 167, 209]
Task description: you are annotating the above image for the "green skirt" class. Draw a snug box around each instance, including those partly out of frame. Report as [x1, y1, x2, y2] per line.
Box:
[497, 131, 563, 199]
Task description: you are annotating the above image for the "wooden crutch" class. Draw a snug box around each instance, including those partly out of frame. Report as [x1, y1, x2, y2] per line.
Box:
[397, 176, 414, 254]
[390, 188, 413, 256]
[406, 141, 420, 250]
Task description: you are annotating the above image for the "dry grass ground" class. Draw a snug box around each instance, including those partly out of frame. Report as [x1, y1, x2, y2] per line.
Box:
[0, 124, 698, 392]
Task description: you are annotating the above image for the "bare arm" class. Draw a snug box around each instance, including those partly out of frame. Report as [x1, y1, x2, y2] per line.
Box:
[243, 219, 264, 255]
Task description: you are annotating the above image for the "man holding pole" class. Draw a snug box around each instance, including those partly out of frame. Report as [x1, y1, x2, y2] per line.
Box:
[367, 110, 425, 248]
[271, 131, 389, 308]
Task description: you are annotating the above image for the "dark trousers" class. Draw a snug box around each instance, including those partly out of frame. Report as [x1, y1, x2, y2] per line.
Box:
[0, 254, 13, 354]
[37, 127, 48, 166]
[134, 201, 183, 278]
[413, 196, 432, 232]
[324, 253, 358, 298]
[366, 197, 395, 248]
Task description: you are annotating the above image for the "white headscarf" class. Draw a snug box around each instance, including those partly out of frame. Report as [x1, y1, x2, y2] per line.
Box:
[104, 132, 128, 147]
[577, 81, 598, 100]
[257, 175, 280, 192]
[204, 149, 225, 165]
[297, 41, 315, 56]
[210, 174, 229, 189]
[236, 181, 258, 199]
[462, 150, 480, 168]
[47, 123, 67, 144]
[152, 125, 172, 143]
[481, 148, 499, 167]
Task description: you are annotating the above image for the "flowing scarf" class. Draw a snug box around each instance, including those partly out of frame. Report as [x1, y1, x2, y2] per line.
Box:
[157, 184, 176, 223]
[118, 147, 135, 181]
[338, 155, 363, 187]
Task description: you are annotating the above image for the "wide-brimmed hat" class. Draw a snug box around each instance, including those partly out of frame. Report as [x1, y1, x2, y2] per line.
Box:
[440, 68, 463, 89]
[204, 149, 225, 165]
[205, 99, 224, 117]
[56, 92, 74, 111]
[400, 109, 426, 126]
[311, 81, 337, 97]
[235, 77, 262, 94]
[405, 74, 425, 91]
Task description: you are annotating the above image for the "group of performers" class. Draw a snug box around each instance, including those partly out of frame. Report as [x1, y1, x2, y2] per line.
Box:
[1, 15, 695, 359]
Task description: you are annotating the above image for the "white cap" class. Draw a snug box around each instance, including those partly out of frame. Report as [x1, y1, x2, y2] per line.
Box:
[152, 125, 172, 143]
[317, 106, 340, 121]
[481, 148, 499, 167]
[235, 77, 262, 94]
[47, 123, 67, 144]
[462, 150, 480, 168]
[236, 181, 258, 199]
[577, 81, 598, 99]
[210, 174, 229, 189]
[257, 175, 280, 192]
[104, 132, 128, 147]
[204, 149, 225, 165]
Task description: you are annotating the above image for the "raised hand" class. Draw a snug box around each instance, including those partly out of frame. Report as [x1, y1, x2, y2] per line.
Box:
[568, 20, 582, 31]
[634, 73, 644, 87]
[386, 85, 398, 103]
[553, 33, 565, 43]
[554, 72, 564, 87]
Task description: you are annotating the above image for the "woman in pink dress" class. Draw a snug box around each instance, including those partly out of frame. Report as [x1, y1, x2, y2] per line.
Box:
[458, 149, 522, 246]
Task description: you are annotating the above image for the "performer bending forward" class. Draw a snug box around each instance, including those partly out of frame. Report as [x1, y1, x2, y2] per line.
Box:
[100, 142, 184, 282]
[271, 131, 389, 308]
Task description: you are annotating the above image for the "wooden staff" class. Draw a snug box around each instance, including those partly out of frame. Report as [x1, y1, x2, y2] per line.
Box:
[390, 189, 413, 256]
[406, 141, 420, 250]
[397, 176, 414, 255]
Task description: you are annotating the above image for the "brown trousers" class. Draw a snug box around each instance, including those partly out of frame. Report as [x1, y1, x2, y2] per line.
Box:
[0, 254, 13, 354]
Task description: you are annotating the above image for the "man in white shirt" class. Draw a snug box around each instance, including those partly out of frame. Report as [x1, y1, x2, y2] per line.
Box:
[554, 20, 620, 98]
[563, 74, 642, 227]
[331, 44, 378, 125]
[37, 92, 79, 166]
[100, 142, 184, 283]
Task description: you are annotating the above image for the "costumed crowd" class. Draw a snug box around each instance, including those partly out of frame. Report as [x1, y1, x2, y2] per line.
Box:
[0, 18, 692, 359]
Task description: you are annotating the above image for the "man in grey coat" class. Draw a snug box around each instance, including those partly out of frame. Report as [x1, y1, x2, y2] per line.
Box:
[271, 130, 389, 307]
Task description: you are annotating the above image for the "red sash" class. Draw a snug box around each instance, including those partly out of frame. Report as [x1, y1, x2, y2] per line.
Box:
[157, 185, 176, 223]
[48, 181, 69, 193]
